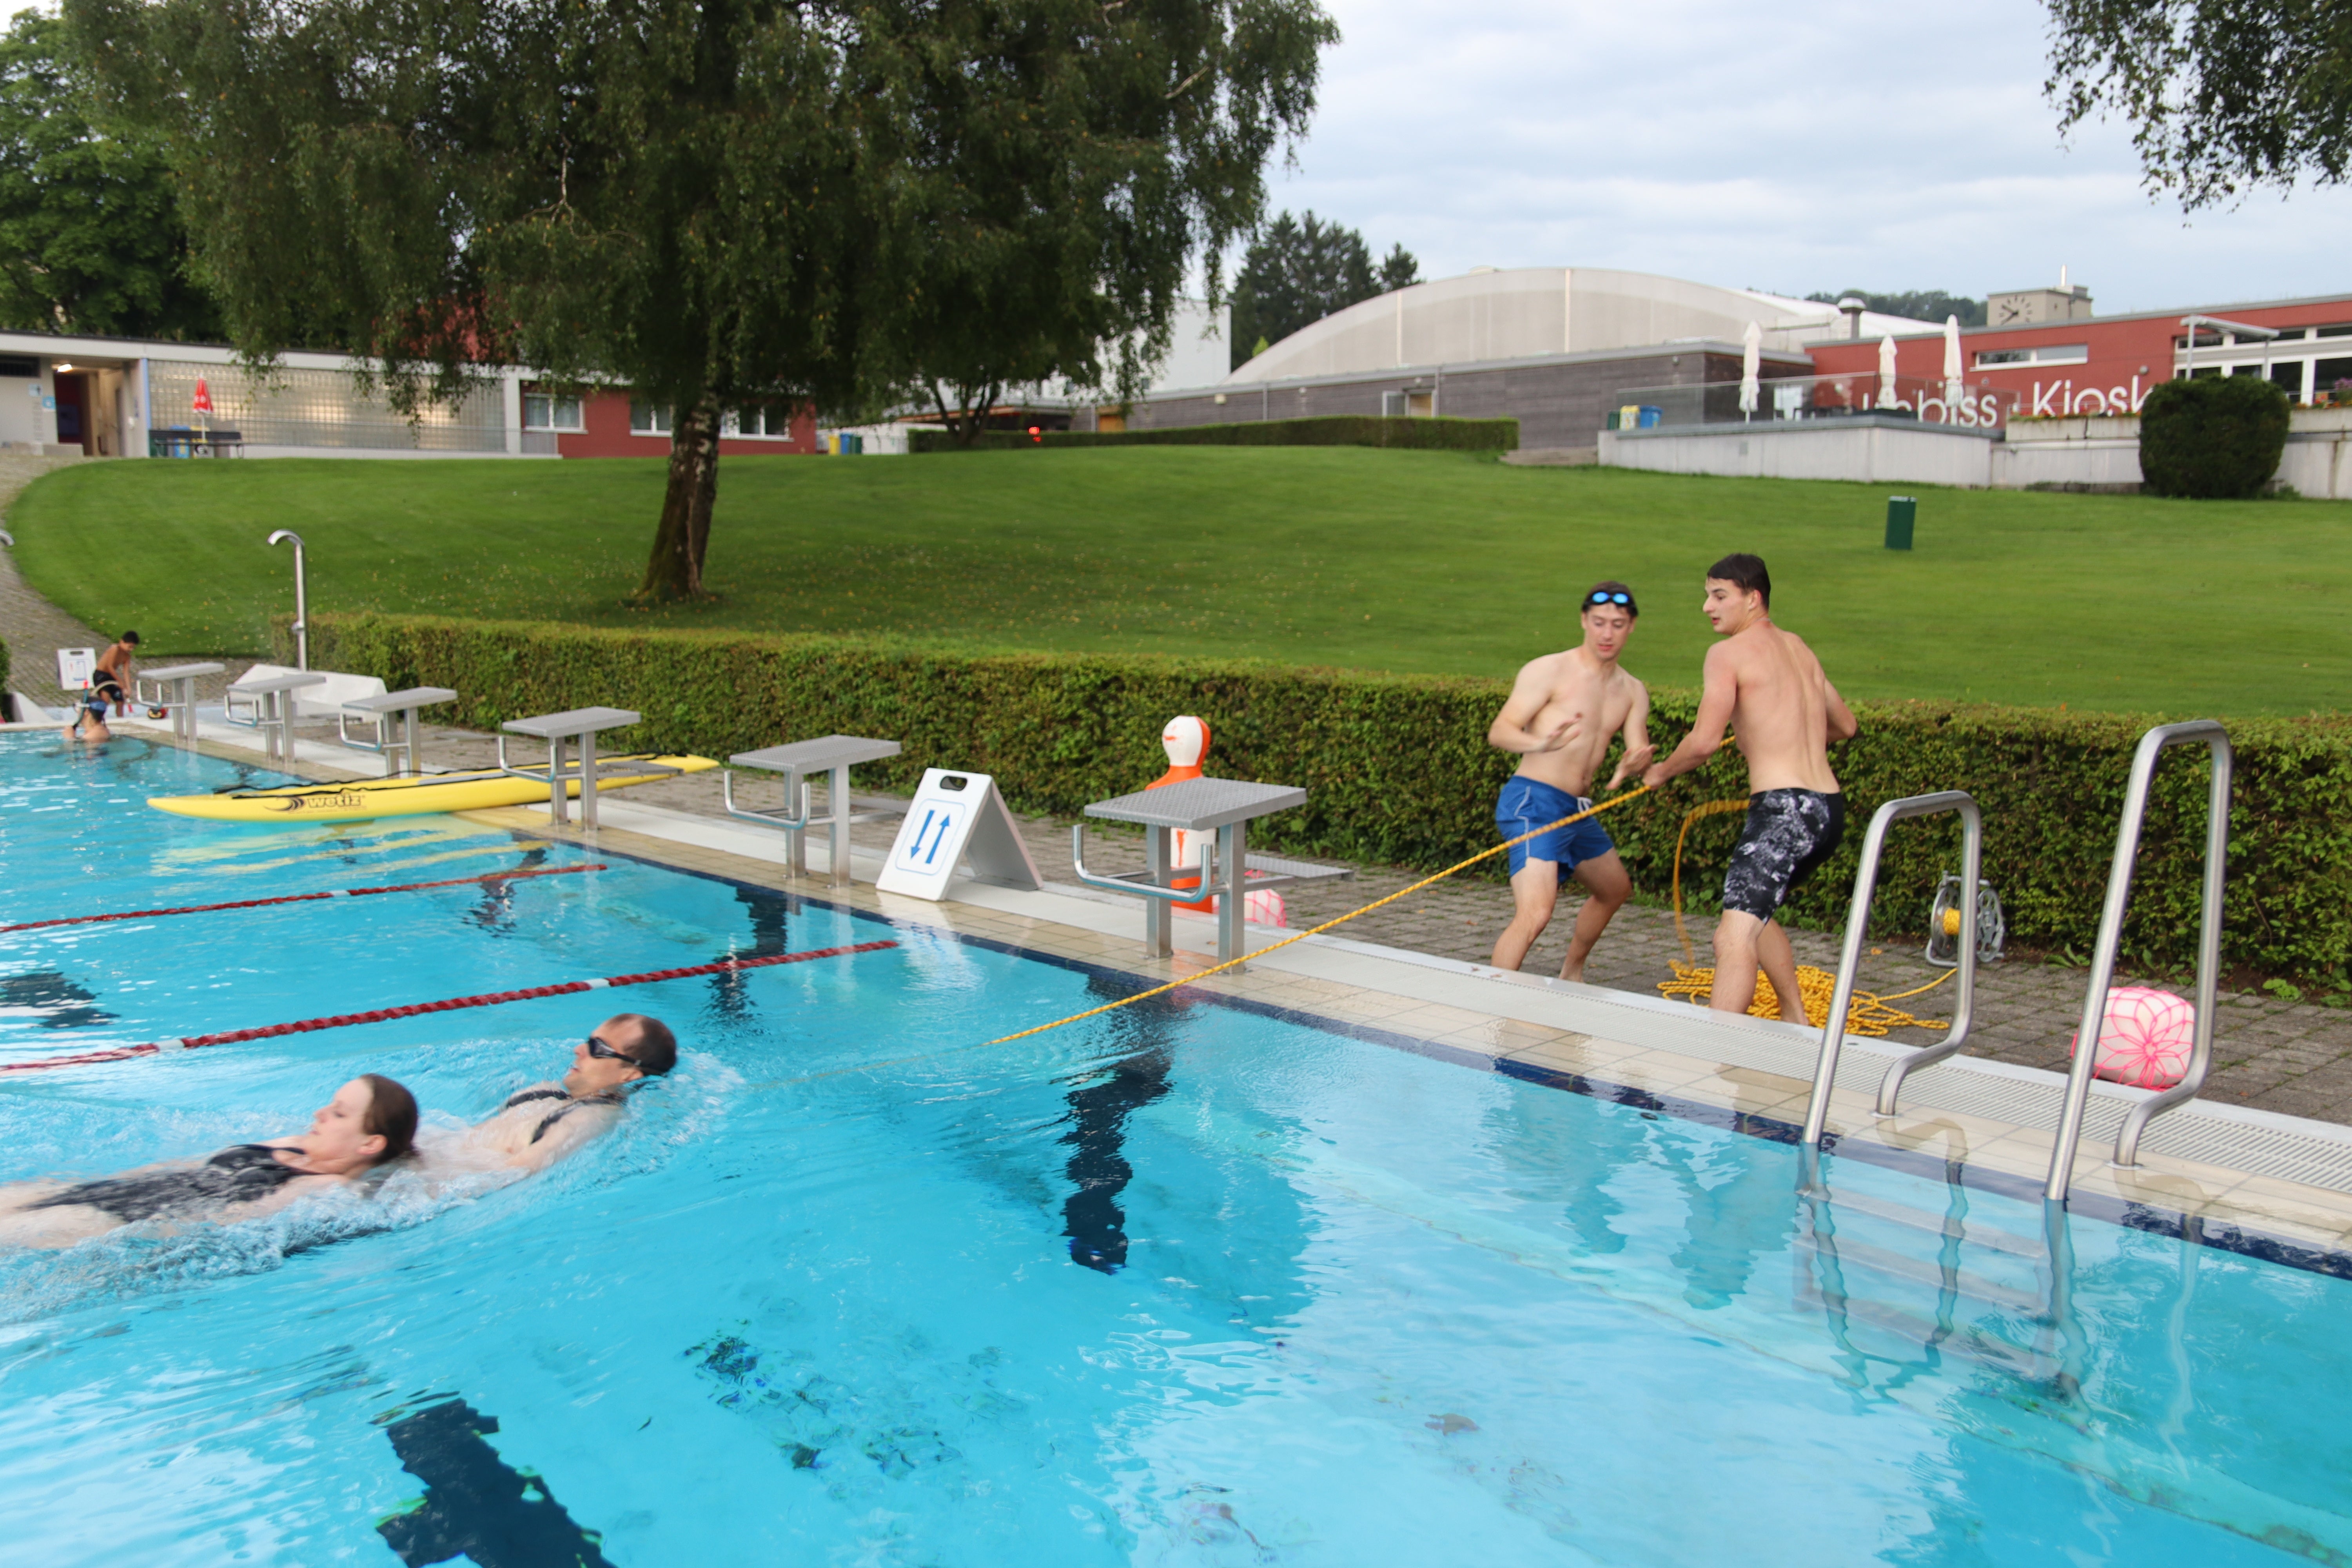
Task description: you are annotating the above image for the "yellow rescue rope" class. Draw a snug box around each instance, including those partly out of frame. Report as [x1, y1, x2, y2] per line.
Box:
[1655, 797, 1954, 1036]
[984, 786, 1655, 1047]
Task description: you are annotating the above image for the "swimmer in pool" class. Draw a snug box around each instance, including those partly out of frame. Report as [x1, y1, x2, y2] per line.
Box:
[65, 670, 126, 742]
[1642, 553, 1858, 1022]
[448, 1013, 677, 1174]
[0, 1073, 421, 1248]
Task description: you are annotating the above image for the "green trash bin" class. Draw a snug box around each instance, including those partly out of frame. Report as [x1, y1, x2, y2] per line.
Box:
[1885, 495, 1916, 551]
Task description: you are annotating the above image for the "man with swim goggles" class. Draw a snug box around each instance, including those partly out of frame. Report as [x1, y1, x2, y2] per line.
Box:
[65, 670, 127, 742]
[1486, 582, 1655, 983]
[452, 1012, 679, 1173]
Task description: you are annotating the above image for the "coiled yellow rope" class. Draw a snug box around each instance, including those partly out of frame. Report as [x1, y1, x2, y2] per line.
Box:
[1655, 797, 1953, 1036]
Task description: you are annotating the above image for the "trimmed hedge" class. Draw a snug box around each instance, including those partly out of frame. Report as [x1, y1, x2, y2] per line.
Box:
[291, 612, 2352, 978]
[2139, 375, 2290, 498]
[909, 414, 1519, 453]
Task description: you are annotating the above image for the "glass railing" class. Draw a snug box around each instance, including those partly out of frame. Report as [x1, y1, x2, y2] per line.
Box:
[1606, 373, 2020, 433]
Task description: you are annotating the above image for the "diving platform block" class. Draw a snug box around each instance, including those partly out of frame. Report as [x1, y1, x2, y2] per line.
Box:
[340, 686, 458, 777]
[229, 671, 326, 764]
[134, 662, 225, 744]
[723, 735, 905, 886]
[1073, 776, 1351, 967]
[499, 706, 678, 829]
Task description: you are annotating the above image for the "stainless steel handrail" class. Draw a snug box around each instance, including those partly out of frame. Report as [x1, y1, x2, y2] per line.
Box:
[1800, 791, 1983, 1149]
[722, 769, 813, 832]
[1069, 821, 1197, 902]
[2045, 721, 2231, 1202]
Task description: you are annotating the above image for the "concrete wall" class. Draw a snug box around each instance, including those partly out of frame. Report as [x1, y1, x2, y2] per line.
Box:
[1131, 346, 1785, 451]
[1603, 406, 2352, 495]
[1599, 416, 1998, 487]
[1997, 407, 2352, 497]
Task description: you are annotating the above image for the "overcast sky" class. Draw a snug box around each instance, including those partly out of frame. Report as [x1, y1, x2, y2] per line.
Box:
[1257, 0, 2352, 315]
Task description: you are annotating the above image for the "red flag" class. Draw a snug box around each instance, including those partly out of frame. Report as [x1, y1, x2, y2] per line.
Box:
[192, 378, 212, 414]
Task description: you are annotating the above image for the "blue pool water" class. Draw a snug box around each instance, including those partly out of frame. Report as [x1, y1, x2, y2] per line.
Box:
[4, 732, 2352, 1565]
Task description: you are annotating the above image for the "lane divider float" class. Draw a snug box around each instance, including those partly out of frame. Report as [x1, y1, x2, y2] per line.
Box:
[0, 862, 609, 935]
[0, 940, 899, 1074]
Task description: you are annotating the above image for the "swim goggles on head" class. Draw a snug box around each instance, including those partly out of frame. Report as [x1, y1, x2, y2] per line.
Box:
[1584, 590, 1635, 611]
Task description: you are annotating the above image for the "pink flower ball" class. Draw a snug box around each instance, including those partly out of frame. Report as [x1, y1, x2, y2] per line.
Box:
[2077, 986, 2198, 1090]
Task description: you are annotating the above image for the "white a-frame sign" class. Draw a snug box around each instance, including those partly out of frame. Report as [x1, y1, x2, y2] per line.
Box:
[875, 768, 1044, 900]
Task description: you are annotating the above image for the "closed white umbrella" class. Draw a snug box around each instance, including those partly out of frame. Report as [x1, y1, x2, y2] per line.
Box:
[1738, 320, 1762, 420]
[1877, 334, 1899, 408]
[1943, 314, 1965, 410]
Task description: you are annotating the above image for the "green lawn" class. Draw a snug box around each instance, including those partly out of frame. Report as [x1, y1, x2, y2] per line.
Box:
[11, 448, 2350, 714]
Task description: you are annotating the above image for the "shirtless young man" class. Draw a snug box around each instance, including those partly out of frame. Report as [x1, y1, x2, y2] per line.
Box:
[1641, 554, 1857, 1022]
[94, 631, 138, 717]
[448, 1012, 677, 1174]
[1487, 583, 1655, 981]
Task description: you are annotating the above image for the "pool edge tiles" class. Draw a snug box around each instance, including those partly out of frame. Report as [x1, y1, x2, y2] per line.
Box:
[471, 800, 2352, 1287]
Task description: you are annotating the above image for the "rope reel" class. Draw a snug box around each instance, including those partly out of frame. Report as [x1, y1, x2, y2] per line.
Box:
[1925, 873, 2004, 969]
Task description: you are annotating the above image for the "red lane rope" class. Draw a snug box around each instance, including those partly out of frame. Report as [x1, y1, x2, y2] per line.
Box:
[0, 940, 898, 1073]
[0, 862, 608, 935]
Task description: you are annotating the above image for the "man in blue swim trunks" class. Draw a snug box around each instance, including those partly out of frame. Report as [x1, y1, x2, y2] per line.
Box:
[1642, 554, 1858, 1022]
[1487, 582, 1655, 981]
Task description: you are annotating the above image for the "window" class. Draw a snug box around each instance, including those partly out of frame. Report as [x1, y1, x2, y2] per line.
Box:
[0, 355, 38, 378]
[728, 403, 792, 439]
[1975, 344, 2089, 367]
[2269, 362, 2307, 400]
[630, 401, 671, 436]
[2318, 358, 2352, 397]
[2321, 325, 2352, 338]
[522, 391, 582, 430]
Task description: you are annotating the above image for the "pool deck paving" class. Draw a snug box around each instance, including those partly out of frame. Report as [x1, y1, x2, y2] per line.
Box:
[528, 742, 2352, 1127]
[54, 700, 2352, 1268]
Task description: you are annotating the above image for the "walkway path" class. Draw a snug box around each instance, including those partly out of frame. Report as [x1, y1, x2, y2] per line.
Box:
[0, 457, 256, 712]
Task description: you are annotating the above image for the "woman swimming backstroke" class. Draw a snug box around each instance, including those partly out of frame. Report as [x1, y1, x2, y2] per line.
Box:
[0, 1074, 420, 1248]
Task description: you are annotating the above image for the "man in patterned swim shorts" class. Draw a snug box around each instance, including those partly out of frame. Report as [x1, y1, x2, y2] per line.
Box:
[1642, 554, 1857, 1022]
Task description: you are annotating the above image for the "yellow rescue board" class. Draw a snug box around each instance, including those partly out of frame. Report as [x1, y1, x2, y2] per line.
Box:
[148, 755, 718, 824]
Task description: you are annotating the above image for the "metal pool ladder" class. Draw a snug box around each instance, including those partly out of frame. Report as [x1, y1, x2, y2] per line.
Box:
[2044, 721, 2231, 1203]
[1800, 791, 1985, 1150]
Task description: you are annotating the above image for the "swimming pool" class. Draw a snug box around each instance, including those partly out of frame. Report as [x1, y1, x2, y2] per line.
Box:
[4, 731, 2351, 1565]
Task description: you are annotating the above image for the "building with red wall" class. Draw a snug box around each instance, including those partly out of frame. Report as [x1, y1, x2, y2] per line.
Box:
[522, 385, 818, 458]
[1804, 291, 2352, 419]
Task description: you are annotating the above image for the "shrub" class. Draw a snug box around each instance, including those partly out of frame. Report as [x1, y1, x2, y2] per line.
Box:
[293, 612, 2352, 978]
[2138, 375, 2290, 498]
[908, 415, 1518, 453]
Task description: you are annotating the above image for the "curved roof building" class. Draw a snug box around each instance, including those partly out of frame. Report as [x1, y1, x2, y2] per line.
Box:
[1107, 267, 1944, 452]
[1227, 267, 1940, 385]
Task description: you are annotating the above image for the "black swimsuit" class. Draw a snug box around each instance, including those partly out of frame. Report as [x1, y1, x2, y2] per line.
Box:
[27, 1143, 309, 1223]
[501, 1088, 623, 1144]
